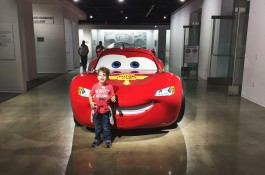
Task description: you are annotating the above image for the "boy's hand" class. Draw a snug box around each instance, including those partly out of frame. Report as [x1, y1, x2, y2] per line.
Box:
[111, 96, 116, 103]
[90, 102, 96, 109]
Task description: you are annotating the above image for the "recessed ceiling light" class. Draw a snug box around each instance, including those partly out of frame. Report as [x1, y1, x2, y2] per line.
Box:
[180, 0, 185, 2]
[155, 25, 157, 28]
[90, 15, 93, 19]
[125, 16, 128, 19]
[73, 0, 79, 2]
[164, 16, 167, 19]
[118, 0, 124, 2]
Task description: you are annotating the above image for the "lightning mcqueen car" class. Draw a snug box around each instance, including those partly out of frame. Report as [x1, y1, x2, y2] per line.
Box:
[70, 42, 185, 129]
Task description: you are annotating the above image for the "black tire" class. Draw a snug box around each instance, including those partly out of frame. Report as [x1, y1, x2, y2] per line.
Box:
[176, 93, 185, 123]
[73, 116, 82, 126]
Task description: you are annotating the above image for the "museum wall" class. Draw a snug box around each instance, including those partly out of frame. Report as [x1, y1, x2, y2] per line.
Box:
[157, 29, 167, 63]
[242, 0, 265, 107]
[0, 0, 26, 92]
[17, 0, 38, 83]
[93, 29, 156, 58]
[33, 4, 66, 73]
[0, 0, 85, 92]
[153, 30, 159, 57]
[72, 22, 79, 69]
[170, 0, 204, 76]
[64, 18, 74, 71]
[79, 25, 169, 63]
[166, 30, 170, 62]
[82, 28, 157, 59]
[79, 27, 92, 63]
[62, 6, 82, 70]
[170, 0, 234, 79]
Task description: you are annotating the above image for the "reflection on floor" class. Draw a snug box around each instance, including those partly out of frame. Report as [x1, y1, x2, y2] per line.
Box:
[0, 73, 64, 103]
[0, 93, 20, 104]
[66, 125, 186, 175]
[1, 69, 265, 175]
[26, 73, 64, 91]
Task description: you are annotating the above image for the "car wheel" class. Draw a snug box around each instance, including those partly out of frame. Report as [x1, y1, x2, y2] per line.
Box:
[176, 93, 185, 123]
[73, 116, 82, 126]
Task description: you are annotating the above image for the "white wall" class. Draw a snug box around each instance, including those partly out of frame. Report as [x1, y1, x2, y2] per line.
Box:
[242, 0, 265, 107]
[92, 29, 156, 56]
[80, 27, 92, 62]
[170, 0, 203, 72]
[153, 30, 159, 54]
[0, 0, 85, 92]
[92, 29, 158, 59]
[64, 18, 74, 70]
[33, 4, 66, 73]
[62, 5, 82, 69]
[0, 0, 26, 92]
[79, 25, 169, 61]
[72, 22, 80, 68]
[17, 0, 38, 82]
[157, 28, 167, 63]
[95, 29, 155, 47]
[170, 0, 223, 79]
[166, 30, 170, 62]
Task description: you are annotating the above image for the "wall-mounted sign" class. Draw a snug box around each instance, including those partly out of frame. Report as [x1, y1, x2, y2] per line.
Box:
[184, 45, 199, 63]
[0, 24, 15, 60]
[33, 16, 54, 24]
[37, 37, 44, 42]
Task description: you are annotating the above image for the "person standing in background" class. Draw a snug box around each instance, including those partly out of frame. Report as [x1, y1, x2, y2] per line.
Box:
[78, 40, 89, 72]
[95, 41, 104, 57]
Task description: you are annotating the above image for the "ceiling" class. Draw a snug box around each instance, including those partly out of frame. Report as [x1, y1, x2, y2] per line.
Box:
[71, 0, 192, 25]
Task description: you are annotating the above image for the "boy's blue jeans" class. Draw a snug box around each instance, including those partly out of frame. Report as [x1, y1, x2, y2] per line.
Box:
[94, 112, 111, 141]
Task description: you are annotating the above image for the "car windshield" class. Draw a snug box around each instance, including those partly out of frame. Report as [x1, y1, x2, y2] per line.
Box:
[106, 42, 139, 49]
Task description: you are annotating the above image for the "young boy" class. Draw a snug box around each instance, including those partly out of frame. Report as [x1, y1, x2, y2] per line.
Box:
[88, 67, 116, 148]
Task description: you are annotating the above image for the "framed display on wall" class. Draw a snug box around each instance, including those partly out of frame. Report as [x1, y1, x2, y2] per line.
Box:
[0, 24, 15, 60]
[104, 31, 147, 48]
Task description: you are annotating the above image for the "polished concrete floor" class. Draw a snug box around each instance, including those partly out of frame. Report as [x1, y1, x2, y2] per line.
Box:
[1, 69, 265, 175]
[0, 73, 64, 104]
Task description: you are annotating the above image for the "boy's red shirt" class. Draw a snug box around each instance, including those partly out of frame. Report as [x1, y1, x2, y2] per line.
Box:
[89, 83, 115, 113]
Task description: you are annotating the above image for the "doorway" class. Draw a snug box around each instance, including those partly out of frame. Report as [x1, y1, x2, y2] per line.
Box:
[208, 16, 233, 84]
[208, 1, 249, 96]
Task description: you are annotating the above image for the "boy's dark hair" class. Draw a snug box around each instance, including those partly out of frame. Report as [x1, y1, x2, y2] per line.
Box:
[97, 67, 110, 78]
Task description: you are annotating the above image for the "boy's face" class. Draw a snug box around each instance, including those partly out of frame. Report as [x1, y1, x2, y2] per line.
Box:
[97, 71, 108, 84]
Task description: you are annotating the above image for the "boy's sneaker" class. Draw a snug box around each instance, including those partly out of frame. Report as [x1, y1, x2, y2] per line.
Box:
[104, 140, 112, 148]
[91, 140, 99, 148]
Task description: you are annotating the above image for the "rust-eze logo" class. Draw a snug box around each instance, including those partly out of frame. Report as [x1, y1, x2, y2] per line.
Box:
[109, 74, 148, 85]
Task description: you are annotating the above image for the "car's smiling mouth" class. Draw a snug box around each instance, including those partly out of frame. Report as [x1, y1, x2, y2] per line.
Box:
[115, 102, 155, 115]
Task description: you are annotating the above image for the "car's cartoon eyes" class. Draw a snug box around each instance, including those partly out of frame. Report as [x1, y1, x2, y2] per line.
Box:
[96, 54, 157, 71]
[130, 61, 140, 68]
[112, 61, 121, 68]
[112, 61, 139, 69]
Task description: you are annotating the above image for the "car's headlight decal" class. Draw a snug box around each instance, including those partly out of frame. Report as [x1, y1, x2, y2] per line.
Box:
[78, 87, 90, 97]
[154, 86, 175, 96]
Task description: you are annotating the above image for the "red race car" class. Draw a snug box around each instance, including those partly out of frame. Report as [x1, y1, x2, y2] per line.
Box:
[70, 42, 185, 129]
